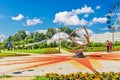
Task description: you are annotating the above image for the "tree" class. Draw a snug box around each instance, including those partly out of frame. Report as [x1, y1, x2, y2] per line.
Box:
[60, 26, 72, 34]
[25, 33, 34, 40]
[25, 33, 34, 44]
[7, 30, 27, 42]
[46, 28, 57, 38]
[18, 30, 27, 40]
[33, 32, 46, 42]
[60, 26, 76, 36]
[5, 40, 13, 50]
[39, 42, 47, 48]
[33, 44, 39, 49]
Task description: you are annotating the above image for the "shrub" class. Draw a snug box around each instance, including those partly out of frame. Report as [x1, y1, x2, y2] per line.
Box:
[44, 48, 59, 54]
[33, 44, 39, 49]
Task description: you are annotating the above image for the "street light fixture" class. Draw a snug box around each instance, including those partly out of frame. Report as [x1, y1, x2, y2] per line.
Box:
[58, 28, 61, 53]
[111, 26, 116, 50]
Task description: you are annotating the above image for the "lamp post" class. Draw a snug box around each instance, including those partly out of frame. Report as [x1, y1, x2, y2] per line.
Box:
[111, 27, 115, 50]
[58, 28, 61, 53]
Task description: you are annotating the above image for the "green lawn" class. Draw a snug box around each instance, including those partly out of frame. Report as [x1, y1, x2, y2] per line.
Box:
[2, 46, 120, 55]
[0, 74, 12, 78]
[4, 48, 57, 54]
[0, 52, 29, 57]
[62, 46, 120, 52]
[85, 47, 106, 52]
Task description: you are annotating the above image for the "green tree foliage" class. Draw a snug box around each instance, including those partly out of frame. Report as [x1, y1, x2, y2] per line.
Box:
[48, 41, 58, 48]
[60, 26, 76, 36]
[60, 26, 73, 34]
[114, 41, 120, 46]
[13, 30, 27, 41]
[88, 42, 105, 47]
[33, 32, 46, 42]
[4, 41, 13, 50]
[61, 41, 67, 48]
[39, 42, 47, 48]
[46, 28, 57, 38]
[24, 33, 34, 43]
[33, 44, 39, 49]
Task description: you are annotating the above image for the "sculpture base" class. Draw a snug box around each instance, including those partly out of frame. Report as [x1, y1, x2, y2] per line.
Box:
[72, 52, 85, 58]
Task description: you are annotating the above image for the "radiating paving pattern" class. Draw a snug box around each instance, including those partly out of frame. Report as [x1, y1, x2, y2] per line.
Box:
[0, 52, 120, 76]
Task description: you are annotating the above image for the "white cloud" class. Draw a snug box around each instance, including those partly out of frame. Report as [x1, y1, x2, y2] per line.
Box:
[53, 5, 94, 26]
[84, 14, 89, 18]
[79, 19, 88, 26]
[101, 27, 109, 30]
[92, 17, 107, 23]
[87, 17, 107, 26]
[76, 28, 93, 37]
[72, 5, 94, 14]
[88, 22, 94, 26]
[96, 6, 101, 10]
[26, 18, 43, 26]
[11, 14, 24, 21]
[25, 31, 30, 35]
[64, 15, 87, 26]
[53, 5, 107, 26]
[53, 11, 88, 26]
[35, 29, 47, 34]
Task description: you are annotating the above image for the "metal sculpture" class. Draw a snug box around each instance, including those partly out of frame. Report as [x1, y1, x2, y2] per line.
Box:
[67, 27, 90, 58]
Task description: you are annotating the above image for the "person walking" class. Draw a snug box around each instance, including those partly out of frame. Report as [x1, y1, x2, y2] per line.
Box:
[109, 41, 113, 52]
[106, 40, 110, 52]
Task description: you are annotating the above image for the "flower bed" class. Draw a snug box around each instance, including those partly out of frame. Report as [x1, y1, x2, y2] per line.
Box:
[33, 71, 120, 80]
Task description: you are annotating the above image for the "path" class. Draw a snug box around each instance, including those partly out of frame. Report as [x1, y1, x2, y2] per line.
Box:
[0, 51, 120, 80]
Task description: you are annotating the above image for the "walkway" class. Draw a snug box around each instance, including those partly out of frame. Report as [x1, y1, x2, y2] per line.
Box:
[0, 51, 120, 79]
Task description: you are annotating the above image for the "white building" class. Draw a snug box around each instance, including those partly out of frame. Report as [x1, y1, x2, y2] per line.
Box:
[90, 32, 120, 42]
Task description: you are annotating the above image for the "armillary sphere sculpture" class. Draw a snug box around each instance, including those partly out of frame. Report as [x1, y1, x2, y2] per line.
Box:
[67, 27, 90, 58]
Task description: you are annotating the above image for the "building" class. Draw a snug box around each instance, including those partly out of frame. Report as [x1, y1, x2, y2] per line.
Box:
[90, 32, 120, 42]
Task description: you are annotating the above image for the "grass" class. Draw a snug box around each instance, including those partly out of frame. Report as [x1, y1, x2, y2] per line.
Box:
[62, 47, 106, 52]
[0, 74, 12, 78]
[62, 47, 71, 51]
[32, 76, 49, 80]
[4, 48, 57, 54]
[0, 52, 29, 57]
[85, 47, 106, 52]
[2, 46, 120, 55]
[62, 46, 120, 52]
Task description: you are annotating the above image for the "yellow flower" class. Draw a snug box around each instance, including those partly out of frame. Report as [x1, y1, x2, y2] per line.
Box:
[93, 77, 100, 80]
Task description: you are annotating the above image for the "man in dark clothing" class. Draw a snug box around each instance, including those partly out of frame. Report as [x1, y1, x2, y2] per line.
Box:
[106, 40, 110, 52]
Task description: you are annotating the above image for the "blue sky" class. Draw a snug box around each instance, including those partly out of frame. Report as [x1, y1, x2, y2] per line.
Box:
[0, 0, 119, 39]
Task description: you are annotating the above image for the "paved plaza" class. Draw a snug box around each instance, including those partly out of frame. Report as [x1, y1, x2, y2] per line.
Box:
[0, 51, 120, 77]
